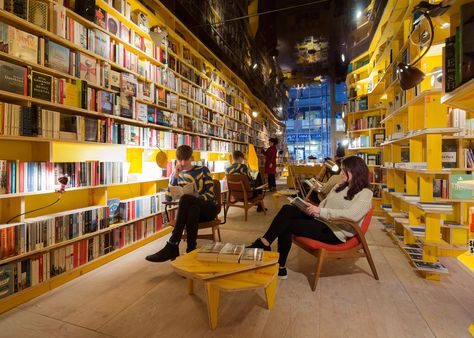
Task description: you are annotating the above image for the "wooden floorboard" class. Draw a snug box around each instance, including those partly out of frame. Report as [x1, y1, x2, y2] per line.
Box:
[0, 193, 472, 338]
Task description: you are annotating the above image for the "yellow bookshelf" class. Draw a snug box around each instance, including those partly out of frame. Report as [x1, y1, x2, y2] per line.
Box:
[0, 0, 284, 312]
[348, 0, 474, 279]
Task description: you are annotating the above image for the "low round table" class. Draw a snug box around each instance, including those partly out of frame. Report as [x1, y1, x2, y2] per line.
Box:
[170, 250, 279, 329]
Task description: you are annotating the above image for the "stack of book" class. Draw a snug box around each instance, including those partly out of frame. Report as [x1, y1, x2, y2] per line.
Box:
[196, 242, 264, 264]
[416, 202, 453, 213]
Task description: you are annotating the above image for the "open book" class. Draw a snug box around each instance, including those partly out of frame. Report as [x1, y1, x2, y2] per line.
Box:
[288, 196, 310, 212]
[304, 178, 323, 192]
[168, 182, 196, 200]
[249, 169, 259, 180]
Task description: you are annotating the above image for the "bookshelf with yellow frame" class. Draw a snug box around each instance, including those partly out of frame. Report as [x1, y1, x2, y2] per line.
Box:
[0, 0, 284, 312]
[345, 51, 386, 216]
[348, 0, 474, 280]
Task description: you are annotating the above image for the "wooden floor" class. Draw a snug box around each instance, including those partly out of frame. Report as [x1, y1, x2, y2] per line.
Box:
[0, 191, 473, 337]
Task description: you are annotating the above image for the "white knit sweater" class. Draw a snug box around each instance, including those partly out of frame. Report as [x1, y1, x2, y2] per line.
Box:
[318, 186, 373, 242]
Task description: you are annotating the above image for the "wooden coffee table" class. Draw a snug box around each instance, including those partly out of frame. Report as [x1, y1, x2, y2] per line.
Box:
[170, 250, 280, 329]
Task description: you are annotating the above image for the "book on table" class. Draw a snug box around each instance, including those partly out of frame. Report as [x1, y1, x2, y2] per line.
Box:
[218, 243, 246, 263]
[239, 248, 264, 265]
[168, 182, 196, 201]
[196, 242, 225, 262]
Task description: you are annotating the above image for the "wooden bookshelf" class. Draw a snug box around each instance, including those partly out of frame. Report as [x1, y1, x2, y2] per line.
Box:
[0, 0, 284, 312]
[348, 0, 474, 279]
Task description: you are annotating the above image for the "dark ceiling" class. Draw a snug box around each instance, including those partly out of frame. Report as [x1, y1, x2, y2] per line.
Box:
[257, 0, 371, 84]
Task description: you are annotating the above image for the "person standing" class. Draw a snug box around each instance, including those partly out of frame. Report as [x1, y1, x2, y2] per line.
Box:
[262, 138, 278, 191]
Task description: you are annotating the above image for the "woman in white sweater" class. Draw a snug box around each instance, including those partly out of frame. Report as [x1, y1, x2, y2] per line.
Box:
[249, 156, 373, 279]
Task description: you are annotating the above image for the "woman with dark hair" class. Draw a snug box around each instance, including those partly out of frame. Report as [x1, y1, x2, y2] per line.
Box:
[262, 138, 278, 191]
[249, 156, 373, 279]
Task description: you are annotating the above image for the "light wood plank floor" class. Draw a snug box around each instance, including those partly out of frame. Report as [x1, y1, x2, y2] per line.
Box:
[0, 192, 473, 338]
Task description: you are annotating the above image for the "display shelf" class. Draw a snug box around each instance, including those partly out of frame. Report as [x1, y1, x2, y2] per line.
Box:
[0, 209, 173, 265]
[345, 107, 386, 116]
[381, 128, 462, 146]
[348, 127, 385, 133]
[441, 78, 474, 112]
[0, 226, 172, 314]
[347, 146, 382, 150]
[380, 89, 442, 124]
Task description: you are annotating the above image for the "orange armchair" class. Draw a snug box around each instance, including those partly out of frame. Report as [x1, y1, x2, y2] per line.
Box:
[292, 208, 378, 291]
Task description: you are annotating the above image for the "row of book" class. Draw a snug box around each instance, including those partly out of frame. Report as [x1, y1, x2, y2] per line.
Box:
[350, 115, 381, 130]
[0, 212, 173, 299]
[355, 152, 382, 166]
[447, 108, 474, 136]
[434, 174, 474, 199]
[349, 135, 371, 148]
[348, 96, 368, 112]
[0, 23, 254, 138]
[0, 102, 246, 152]
[0, 193, 169, 259]
[444, 3, 474, 92]
[0, 160, 125, 194]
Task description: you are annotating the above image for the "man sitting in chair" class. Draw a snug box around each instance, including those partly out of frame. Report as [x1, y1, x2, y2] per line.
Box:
[145, 145, 217, 262]
[226, 150, 266, 212]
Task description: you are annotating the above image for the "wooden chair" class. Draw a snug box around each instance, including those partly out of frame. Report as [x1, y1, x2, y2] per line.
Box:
[225, 174, 266, 221]
[292, 208, 378, 291]
[164, 179, 225, 242]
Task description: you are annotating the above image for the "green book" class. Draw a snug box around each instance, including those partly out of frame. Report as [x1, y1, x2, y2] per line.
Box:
[450, 174, 473, 199]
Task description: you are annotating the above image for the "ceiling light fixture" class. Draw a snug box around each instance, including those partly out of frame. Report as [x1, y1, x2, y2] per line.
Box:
[356, 10, 362, 20]
[252, 111, 258, 118]
[341, 53, 345, 62]
[252, 63, 258, 70]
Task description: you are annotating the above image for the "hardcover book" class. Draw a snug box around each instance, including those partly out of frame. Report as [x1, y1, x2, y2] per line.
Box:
[28, 0, 48, 29]
[95, 6, 108, 29]
[94, 30, 110, 59]
[30, 71, 52, 101]
[0, 264, 14, 299]
[99, 91, 114, 115]
[107, 15, 120, 36]
[442, 144, 457, 168]
[84, 118, 98, 142]
[107, 198, 121, 224]
[8, 26, 38, 64]
[120, 73, 137, 118]
[0, 60, 27, 95]
[450, 174, 473, 199]
[109, 70, 121, 91]
[45, 40, 70, 74]
[78, 53, 98, 84]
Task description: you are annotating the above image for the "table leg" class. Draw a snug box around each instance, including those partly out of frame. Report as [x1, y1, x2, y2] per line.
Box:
[187, 278, 194, 295]
[273, 193, 280, 209]
[264, 275, 278, 310]
[206, 283, 220, 330]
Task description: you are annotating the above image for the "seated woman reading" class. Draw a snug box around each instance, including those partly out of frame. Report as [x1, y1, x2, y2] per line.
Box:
[248, 156, 373, 279]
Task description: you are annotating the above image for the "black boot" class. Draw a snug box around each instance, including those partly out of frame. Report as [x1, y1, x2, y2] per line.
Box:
[145, 242, 179, 262]
[247, 238, 271, 251]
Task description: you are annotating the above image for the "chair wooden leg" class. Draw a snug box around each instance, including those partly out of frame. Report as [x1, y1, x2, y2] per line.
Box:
[212, 227, 217, 242]
[244, 207, 248, 221]
[361, 241, 379, 280]
[261, 201, 266, 215]
[312, 248, 325, 291]
[217, 228, 222, 241]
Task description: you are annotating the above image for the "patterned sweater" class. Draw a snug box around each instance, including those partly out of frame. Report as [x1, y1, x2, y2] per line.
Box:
[226, 163, 251, 178]
[166, 166, 216, 205]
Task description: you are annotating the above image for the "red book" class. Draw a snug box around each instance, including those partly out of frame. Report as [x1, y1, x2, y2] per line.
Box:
[73, 242, 79, 268]
[38, 255, 43, 284]
[18, 162, 24, 193]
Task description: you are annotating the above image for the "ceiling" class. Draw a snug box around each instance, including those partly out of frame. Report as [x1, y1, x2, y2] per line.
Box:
[257, 0, 371, 84]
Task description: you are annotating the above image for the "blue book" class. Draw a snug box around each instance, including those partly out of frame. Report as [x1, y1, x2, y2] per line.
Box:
[108, 198, 121, 224]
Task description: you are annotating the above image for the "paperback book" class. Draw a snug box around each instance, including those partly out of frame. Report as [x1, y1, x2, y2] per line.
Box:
[168, 182, 196, 201]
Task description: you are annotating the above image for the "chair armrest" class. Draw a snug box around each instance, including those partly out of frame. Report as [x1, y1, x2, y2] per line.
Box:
[254, 184, 268, 190]
[327, 217, 364, 238]
[162, 201, 179, 206]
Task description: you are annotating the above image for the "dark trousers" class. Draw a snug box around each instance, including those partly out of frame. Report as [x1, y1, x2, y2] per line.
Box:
[267, 173, 276, 190]
[169, 195, 218, 251]
[263, 204, 342, 266]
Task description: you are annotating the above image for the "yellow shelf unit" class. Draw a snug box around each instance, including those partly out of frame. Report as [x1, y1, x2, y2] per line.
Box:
[350, 0, 474, 279]
[0, 0, 283, 312]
